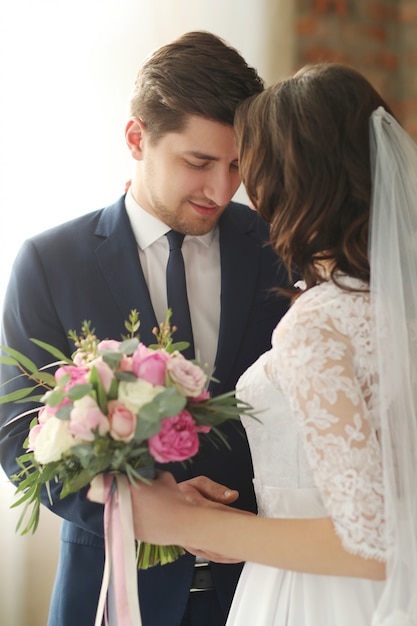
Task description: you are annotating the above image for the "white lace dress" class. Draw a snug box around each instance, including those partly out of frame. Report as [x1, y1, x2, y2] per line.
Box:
[227, 277, 387, 626]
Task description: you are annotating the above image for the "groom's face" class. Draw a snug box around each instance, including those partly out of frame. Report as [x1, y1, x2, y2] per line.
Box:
[127, 115, 241, 236]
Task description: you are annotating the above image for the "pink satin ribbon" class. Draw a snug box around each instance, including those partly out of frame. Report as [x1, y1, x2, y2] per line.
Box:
[88, 474, 142, 626]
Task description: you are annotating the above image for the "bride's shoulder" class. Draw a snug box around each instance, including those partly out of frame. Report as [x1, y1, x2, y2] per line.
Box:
[272, 277, 370, 346]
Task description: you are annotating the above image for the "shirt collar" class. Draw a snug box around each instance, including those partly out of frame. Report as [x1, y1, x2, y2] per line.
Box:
[125, 189, 217, 249]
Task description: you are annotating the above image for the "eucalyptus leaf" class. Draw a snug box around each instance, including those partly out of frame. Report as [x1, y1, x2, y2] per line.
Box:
[119, 338, 139, 355]
[57, 373, 71, 388]
[101, 350, 123, 369]
[67, 383, 93, 401]
[44, 387, 66, 407]
[150, 388, 186, 418]
[134, 407, 162, 439]
[55, 403, 73, 420]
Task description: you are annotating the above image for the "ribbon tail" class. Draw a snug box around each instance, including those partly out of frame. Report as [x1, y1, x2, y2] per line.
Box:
[88, 474, 142, 626]
[90, 475, 113, 626]
[110, 474, 142, 626]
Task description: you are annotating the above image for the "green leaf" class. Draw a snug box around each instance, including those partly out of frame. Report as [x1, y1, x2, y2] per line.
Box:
[34, 371, 56, 387]
[55, 403, 73, 420]
[67, 383, 93, 401]
[118, 338, 139, 355]
[170, 341, 190, 353]
[0, 355, 20, 366]
[150, 388, 187, 418]
[30, 338, 72, 364]
[115, 371, 137, 382]
[44, 387, 66, 407]
[14, 393, 46, 404]
[60, 470, 93, 497]
[0, 345, 38, 373]
[89, 367, 107, 414]
[101, 350, 123, 369]
[0, 386, 38, 404]
[134, 407, 162, 440]
[107, 377, 119, 400]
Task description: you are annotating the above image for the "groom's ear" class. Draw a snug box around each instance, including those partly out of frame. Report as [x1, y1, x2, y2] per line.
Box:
[125, 117, 146, 161]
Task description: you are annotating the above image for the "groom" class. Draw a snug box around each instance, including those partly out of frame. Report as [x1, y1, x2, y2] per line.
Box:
[0, 31, 290, 626]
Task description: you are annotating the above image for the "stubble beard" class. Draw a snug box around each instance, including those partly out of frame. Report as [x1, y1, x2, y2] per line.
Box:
[151, 195, 223, 236]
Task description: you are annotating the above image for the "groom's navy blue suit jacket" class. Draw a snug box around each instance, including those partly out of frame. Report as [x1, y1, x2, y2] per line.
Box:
[0, 196, 289, 626]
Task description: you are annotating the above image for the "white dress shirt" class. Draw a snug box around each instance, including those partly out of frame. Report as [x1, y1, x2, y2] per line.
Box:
[125, 191, 221, 378]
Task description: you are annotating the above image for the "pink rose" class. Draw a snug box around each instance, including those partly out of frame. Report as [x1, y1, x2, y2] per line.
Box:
[166, 356, 207, 397]
[148, 410, 209, 463]
[132, 349, 170, 387]
[69, 395, 110, 441]
[108, 400, 136, 442]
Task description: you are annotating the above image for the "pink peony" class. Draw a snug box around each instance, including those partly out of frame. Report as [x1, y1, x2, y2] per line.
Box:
[98, 340, 133, 372]
[27, 406, 55, 451]
[69, 395, 110, 441]
[27, 423, 44, 452]
[132, 349, 170, 387]
[97, 340, 122, 351]
[108, 400, 136, 442]
[148, 410, 210, 463]
[166, 355, 207, 397]
[55, 365, 89, 390]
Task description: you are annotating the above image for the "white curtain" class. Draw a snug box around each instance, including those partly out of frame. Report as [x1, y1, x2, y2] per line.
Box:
[0, 2, 295, 624]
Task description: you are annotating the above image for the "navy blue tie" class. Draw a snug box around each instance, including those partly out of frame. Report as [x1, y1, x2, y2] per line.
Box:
[166, 230, 195, 359]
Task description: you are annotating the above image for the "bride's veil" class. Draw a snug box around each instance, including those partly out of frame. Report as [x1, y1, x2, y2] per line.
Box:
[370, 107, 417, 625]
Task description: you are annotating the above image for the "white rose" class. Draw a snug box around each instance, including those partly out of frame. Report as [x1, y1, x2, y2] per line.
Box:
[34, 417, 75, 464]
[117, 379, 164, 415]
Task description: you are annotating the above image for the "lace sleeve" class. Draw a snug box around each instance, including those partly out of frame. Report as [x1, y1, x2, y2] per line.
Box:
[269, 298, 388, 562]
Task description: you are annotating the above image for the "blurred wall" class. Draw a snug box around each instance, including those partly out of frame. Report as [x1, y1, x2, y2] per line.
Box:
[294, 0, 417, 139]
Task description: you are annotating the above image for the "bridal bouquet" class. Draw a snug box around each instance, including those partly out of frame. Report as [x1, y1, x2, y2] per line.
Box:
[0, 310, 256, 570]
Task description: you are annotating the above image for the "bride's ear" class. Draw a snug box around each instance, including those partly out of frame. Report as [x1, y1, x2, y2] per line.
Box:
[125, 117, 146, 160]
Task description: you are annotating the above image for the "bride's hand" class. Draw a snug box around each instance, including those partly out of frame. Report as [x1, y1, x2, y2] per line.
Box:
[130, 472, 253, 563]
[177, 476, 253, 563]
[130, 471, 187, 545]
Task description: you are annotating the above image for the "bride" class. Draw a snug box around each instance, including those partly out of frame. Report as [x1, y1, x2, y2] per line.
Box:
[129, 63, 417, 625]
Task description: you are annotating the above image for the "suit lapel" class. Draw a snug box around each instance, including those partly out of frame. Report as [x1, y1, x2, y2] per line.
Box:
[93, 197, 158, 346]
[92, 199, 263, 369]
[212, 207, 261, 392]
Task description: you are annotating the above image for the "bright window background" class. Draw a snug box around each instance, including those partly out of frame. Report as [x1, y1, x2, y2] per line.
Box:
[0, 0, 270, 303]
[0, 2, 293, 624]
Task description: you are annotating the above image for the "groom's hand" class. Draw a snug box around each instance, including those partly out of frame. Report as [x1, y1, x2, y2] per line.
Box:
[178, 475, 239, 507]
[178, 476, 253, 564]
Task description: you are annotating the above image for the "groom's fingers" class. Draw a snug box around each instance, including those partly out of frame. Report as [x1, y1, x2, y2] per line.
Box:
[178, 475, 239, 505]
[185, 547, 242, 564]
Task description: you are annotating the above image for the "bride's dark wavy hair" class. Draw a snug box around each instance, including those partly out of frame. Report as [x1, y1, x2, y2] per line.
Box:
[235, 63, 394, 291]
